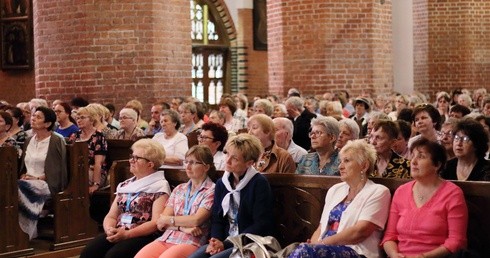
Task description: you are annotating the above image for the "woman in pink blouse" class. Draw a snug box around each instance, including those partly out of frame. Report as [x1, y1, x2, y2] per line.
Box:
[80, 139, 171, 258]
[382, 138, 468, 257]
[135, 145, 216, 258]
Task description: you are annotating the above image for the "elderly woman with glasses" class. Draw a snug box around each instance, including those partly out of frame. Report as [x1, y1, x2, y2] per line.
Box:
[152, 109, 188, 169]
[69, 106, 109, 194]
[198, 122, 229, 171]
[115, 108, 145, 141]
[296, 116, 341, 175]
[288, 140, 391, 258]
[179, 102, 199, 136]
[135, 145, 216, 258]
[441, 118, 490, 181]
[80, 139, 171, 258]
[189, 134, 274, 258]
[382, 138, 468, 257]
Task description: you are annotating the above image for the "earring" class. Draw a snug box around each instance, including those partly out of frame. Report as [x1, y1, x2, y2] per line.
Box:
[360, 172, 365, 180]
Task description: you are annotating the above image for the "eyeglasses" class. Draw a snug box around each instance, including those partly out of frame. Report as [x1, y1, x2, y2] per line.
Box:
[54, 110, 64, 114]
[453, 135, 471, 143]
[198, 135, 214, 141]
[129, 154, 150, 162]
[437, 130, 453, 138]
[119, 116, 133, 120]
[309, 130, 326, 138]
[76, 115, 89, 120]
[183, 160, 204, 166]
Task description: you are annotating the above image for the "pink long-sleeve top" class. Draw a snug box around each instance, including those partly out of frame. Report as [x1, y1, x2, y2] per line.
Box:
[381, 180, 468, 256]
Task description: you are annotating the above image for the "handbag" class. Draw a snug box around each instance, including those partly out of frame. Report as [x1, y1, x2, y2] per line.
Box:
[227, 234, 299, 258]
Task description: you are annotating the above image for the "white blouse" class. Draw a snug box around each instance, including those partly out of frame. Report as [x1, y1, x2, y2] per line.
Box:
[25, 135, 51, 178]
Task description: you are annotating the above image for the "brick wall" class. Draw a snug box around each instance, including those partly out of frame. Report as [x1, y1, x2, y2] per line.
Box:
[414, 0, 490, 100]
[33, 0, 190, 118]
[0, 70, 35, 104]
[236, 8, 269, 100]
[267, 0, 393, 98]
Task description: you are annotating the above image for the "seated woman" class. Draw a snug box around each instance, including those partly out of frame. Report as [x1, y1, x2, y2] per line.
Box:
[335, 118, 359, 151]
[115, 108, 145, 141]
[18, 106, 68, 239]
[198, 122, 228, 171]
[5, 106, 28, 145]
[0, 111, 18, 148]
[178, 102, 200, 136]
[54, 102, 79, 138]
[247, 114, 296, 173]
[87, 103, 117, 139]
[152, 109, 188, 169]
[80, 139, 170, 258]
[69, 106, 109, 194]
[288, 139, 391, 258]
[189, 134, 274, 258]
[441, 118, 490, 181]
[382, 138, 468, 257]
[135, 145, 216, 258]
[408, 103, 441, 147]
[296, 117, 341, 175]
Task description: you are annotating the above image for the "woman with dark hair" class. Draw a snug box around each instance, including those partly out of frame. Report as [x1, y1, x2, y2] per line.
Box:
[383, 138, 468, 257]
[54, 102, 79, 138]
[0, 111, 17, 148]
[5, 106, 27, 145]
[441, 118, 490, 181]
[436, 91, 451, 124]
[408, 104, 441, 147]
[199, 122, 228, 171]
[475, 115, 490, 160]
[152, 109, 188, 169]
[18, 106, 68, 239]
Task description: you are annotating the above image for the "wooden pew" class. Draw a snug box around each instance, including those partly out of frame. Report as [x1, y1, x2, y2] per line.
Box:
[48, 142, 99, 250]
[187, 131, 200, 148]
[0, 146, 34, 257]
[264, 174, 490, 257]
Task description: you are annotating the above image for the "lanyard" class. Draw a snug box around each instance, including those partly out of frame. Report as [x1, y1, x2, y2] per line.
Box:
[126, 192, 140, 212]
[183, 183, 201, 215]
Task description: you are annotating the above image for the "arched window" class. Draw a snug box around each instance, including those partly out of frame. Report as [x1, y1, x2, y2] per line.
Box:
[191, 0, 230, 105]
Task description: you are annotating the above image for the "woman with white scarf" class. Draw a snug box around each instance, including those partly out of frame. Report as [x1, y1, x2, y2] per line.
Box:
[189, 134, 275, 258]
[80, 139, 171, 258]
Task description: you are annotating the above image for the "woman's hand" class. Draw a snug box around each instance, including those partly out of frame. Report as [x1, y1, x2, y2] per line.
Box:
[106, 227, 129, 243]
[206, 238, 224, 255]
[157, 214, 170, 231]
[180, 226, 203, 237]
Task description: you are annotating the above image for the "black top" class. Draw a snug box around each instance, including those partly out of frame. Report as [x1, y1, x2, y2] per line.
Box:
[441, 158, 490, 181]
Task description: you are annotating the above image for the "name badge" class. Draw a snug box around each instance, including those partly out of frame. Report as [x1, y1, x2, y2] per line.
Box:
[120, 214, 133, 225]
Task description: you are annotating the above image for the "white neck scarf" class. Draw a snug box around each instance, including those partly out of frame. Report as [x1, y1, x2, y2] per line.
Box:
[116, 171, 171, 195]
[221, 166, 258, 217]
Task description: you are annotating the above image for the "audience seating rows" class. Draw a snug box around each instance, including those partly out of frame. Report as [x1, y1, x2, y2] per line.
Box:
[0, 142, 98, 257]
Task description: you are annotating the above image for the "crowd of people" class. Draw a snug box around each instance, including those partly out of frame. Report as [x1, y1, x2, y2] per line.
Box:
[1, 86, 490, 257]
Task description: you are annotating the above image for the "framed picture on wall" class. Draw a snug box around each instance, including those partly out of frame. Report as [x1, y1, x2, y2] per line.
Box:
[1, 0, 29, 19]
[1, 21, 31, 69]
[253, 0, 267, 51]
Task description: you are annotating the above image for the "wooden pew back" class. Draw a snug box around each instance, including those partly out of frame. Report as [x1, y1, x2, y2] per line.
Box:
[0, 146, 34, 257]
[264, 174, 490, 256]
[50, 142, 98, 250]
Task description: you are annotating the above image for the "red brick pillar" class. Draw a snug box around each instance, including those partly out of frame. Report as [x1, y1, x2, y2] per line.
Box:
[267, 0, 393, 98]
[33, 0, 191, 111]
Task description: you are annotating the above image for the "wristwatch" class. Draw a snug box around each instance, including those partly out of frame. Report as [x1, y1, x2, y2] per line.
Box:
[170, 216, 175, 226]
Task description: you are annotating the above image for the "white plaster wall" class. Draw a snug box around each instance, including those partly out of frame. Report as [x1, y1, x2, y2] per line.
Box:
[224, 0, 252, 26]
[392, 0, 414, 94]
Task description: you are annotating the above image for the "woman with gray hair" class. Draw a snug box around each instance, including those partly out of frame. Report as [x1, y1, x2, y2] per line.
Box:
[296, 116, 341, 175]
[152, 109, 188, 169]
[253, 99, 274, 117]
[115, 108, 145, 141]
[289, 139, 391, 258]
[335, 119, 359, 151]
